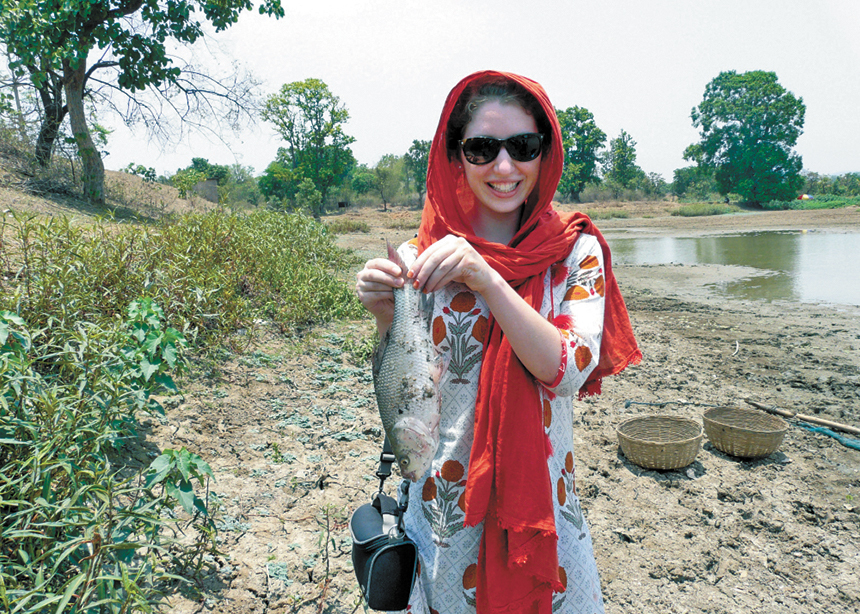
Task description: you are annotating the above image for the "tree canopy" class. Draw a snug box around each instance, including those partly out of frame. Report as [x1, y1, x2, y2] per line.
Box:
[686, 70, 805, 205]
[603, 129, 643, 188]
[0, 0, 284, 205]
[404, 139, 430, 205]
[261, 78, 355, 217]
[555, 106, 605, 202]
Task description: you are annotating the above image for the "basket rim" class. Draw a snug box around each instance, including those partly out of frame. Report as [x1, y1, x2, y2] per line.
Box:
[703, 406, 788, 435]
[616, 415, 703, 445]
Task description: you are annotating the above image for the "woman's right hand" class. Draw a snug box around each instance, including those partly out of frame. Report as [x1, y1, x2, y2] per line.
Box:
[356, 258, 405, 335]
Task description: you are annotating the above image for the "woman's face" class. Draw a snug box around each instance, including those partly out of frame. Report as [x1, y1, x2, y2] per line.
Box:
[459, 100, 541, 222]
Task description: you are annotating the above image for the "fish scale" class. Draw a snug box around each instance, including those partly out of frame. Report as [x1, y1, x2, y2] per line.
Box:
[372, 241, 442, 482]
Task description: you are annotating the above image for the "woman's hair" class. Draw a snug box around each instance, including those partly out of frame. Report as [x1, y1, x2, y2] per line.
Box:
[445, 78, 553, 162]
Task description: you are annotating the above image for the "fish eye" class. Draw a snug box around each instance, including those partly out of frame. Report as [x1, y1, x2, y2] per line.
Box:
[400, 458, 410, 468]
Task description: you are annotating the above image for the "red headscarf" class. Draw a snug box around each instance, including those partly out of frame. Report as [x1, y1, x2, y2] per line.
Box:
[417, 71, 641, 613]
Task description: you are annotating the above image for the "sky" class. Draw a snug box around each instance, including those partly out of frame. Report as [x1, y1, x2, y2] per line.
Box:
[104, 0, 860, 181]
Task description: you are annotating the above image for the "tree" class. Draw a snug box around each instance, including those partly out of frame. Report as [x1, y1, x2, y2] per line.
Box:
[603, 129, 643, 189]
[672, 165, 719, 200]
[351, 163, 376, 196]
[555, 106, 606, 202]
[0, 0, 284, 206]
[261, 78, 356, 218]
[404, 139, 430, 205]
[373, 154, 403, 211]
[686, 70, 805, 205]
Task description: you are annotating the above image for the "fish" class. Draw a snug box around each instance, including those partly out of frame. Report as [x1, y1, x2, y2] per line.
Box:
[371, 240, 443, 482]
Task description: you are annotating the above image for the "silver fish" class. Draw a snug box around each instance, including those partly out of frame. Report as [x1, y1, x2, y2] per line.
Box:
[371, 241, 442, 482]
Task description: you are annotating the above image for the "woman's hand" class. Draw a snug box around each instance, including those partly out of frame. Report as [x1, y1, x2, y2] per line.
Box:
[408, 235, 499, 295]
[411, 234, 562, 383]
[356, 258, 404, 335]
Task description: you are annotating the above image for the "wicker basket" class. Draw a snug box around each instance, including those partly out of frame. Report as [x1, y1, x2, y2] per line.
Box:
[616, 415, 703, 470]
[703, 406, 788, 459]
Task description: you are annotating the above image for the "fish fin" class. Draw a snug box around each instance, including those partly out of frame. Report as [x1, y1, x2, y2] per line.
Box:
[418, 286, 435, 326]
[385, 239, 408, 279]
[371, 326, 389, 388]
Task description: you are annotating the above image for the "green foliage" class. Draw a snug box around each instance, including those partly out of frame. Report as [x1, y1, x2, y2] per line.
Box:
[373, 154, 404, 210]
[295, 177, 323, 217]
[672, 165, 719, 200]
[582, 209, 629, 220]
[0, 0, 284, 204]
[603, 129, 645, 189]
[261, 79, 356, 215]
[171, 168, 207, 198]
[0, 300, 219, 613]
[326, 219, 370, 234]
[801, 171, 860, 197]
[671, 202, 740, 217]
[687, 70, 806, 205]
[124, 163, 157, 183]
[0, 210, 363, 353]
[350, 163, 376, 196]
[555, 106, 606, 202]
[761, 194, 860, 211]
[404, 139, 431, 203]
[187, 158, 230, 184]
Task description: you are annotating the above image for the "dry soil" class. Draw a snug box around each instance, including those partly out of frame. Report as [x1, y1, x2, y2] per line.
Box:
[144, 202, 860, 614]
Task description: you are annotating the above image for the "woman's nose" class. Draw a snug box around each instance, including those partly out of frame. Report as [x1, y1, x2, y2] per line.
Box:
[494, 148, 515, 173]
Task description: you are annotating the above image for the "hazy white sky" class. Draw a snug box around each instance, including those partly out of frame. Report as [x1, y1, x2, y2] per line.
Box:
[105, 0, 860, 181]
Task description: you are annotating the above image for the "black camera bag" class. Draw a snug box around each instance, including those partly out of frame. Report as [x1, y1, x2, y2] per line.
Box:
[349, 437, 418, 610]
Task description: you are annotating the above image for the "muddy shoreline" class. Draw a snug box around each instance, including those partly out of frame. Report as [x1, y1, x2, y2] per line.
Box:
[149, 204, 860, 614]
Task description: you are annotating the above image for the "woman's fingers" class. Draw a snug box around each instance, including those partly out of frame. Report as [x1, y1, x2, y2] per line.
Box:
[409, 235, 492, 294]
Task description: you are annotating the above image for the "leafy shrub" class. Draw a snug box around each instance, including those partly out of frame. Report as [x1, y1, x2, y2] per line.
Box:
[327, 218, 370, 234]
[671, 203, 739, 217]
[0, 210, 364, 347]
[762, 194, 860, 211]
[583, 209, 629, 220]
[0, 303, 217, 613]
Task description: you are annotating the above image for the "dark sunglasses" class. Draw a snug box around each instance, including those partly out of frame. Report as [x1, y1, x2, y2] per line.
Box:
[459, 133, 544, 165]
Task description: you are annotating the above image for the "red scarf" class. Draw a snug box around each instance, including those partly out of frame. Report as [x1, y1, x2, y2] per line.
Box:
[417, 71, 641, 613]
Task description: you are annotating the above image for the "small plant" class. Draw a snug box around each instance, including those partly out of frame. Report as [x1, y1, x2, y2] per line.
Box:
[671, 202, 739, 217]
[327, 218, 371, 234]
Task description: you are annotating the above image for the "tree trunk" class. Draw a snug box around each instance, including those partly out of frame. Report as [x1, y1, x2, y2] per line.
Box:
[63, 59, 104, 206]
[35, 101, 66, 167]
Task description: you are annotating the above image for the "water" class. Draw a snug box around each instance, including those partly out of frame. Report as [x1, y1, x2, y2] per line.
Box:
[607, 231, 860, 306]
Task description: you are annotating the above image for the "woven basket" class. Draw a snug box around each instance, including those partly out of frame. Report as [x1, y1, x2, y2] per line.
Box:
[703, 406, 788, 459]
[616, 415, 702, 470]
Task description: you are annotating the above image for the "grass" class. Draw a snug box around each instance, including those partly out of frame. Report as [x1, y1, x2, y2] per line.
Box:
[763, 194, 860, 211]
[326, 218, 371, 234]
[670, 202, 741, 217]
[0, 203, 368, 612]
[584, 209, 630, 220]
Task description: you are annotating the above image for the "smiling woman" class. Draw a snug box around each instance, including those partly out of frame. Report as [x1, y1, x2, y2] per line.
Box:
[355, 70, 641, 614]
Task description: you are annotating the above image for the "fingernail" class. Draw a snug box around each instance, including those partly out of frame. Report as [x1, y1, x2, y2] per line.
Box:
[413, 281, 420, 290]
[407, 270, 414, 279]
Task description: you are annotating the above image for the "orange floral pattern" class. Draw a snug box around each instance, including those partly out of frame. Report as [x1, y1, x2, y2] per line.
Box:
[437, 292, 483, 384]
[421, 461, 467, 548]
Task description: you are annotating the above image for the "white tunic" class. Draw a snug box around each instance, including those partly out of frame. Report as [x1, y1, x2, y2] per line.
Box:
[394, 234, 607, 614]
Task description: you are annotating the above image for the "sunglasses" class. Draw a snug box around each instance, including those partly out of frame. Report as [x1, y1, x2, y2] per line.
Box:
[459, 133, 544, 165]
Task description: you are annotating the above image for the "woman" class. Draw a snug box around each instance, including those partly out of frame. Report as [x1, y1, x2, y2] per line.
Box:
[356, 71, 641, 614]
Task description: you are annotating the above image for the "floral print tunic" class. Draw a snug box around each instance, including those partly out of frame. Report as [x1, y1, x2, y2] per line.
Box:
[393, 233, 607, 614]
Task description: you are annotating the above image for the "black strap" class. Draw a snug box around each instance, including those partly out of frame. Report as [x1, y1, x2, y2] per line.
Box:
[375, 436, 397, 493]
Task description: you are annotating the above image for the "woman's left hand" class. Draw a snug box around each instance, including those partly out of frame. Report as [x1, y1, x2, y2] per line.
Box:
[408, 235, 499, 294]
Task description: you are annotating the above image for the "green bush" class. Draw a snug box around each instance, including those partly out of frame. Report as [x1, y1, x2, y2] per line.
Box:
[0, 303, 217, 613]
[0, 210, 363, 345]
[671, 202, 739, 217]
[762, 194, 860, 211]
[327, 218, 371, 234]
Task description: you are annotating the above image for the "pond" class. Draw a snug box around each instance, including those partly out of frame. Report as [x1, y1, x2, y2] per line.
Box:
[607, 231, 860, 306]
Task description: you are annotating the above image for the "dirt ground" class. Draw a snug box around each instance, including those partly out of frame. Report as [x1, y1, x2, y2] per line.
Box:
[143, 202, 860, 614]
